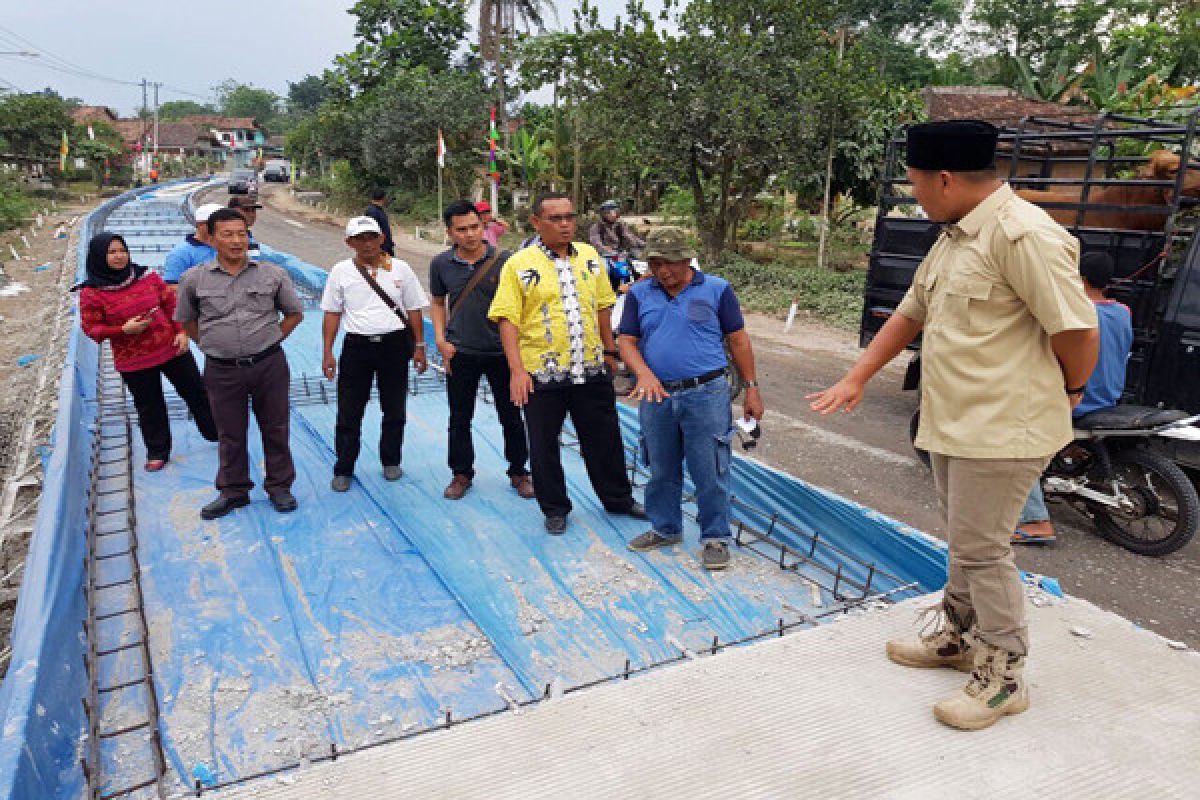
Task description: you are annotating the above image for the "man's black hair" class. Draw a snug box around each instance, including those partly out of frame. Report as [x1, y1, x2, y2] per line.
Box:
[370, 187, 388, 201]
[443, 199, 481, 228]
[532, 191, 571, 216]
[206, 208, 248, 235]
[1080, 251, 1116, 290]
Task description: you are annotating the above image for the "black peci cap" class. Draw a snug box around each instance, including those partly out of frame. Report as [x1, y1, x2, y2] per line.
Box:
[906, 120, 999, 172]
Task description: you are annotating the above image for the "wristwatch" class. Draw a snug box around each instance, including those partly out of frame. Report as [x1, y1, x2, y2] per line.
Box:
[414, 342, 426, 349]
[1065, 384, 1085, 395]
[603, 349, 619, 357]
[744, 379, 760, 388]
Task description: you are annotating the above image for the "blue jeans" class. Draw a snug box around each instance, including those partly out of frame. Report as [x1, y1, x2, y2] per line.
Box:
[1017, 481, 1049, 525]
[638, 377, 734, 540]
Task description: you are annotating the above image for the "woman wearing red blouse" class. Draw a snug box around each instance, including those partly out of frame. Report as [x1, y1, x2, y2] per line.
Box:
[78, 233, 218, 470]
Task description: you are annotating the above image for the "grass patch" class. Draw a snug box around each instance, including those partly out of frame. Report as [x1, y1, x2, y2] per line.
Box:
[708, 253, 866, 329]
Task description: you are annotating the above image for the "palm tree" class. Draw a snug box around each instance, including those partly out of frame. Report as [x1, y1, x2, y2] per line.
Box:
[478, 0, 555, 132]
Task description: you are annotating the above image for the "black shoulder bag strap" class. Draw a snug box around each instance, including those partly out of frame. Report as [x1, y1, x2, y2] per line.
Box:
[354, 257, 415, 344]
[447, 249, 505, 325]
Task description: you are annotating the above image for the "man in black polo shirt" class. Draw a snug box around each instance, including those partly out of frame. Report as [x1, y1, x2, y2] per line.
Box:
[430, 200, 533, 500]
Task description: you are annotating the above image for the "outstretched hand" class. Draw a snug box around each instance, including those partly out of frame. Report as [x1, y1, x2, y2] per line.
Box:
[806, 377, 865, 415]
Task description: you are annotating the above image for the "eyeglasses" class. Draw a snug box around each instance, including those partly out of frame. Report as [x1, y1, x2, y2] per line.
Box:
[541, 213, 578, 224]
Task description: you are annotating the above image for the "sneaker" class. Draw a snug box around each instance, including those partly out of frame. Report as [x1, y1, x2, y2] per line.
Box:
[331, 475, 352, 492]
[444, 474, 472, 500]
[701, 539, 730, 570]
[627, 530, 683, 552]
[383, 465, 403, 481]
[933, 642, 1029, 731]
[200, 494, 249, 520]
[544, 515, 568, 535]
[269, 491, 298, 513]
[510, 474, 536, 499]
[885, 606, 975, 672]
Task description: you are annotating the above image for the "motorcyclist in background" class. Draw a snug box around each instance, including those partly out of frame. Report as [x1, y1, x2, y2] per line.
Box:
[589, 200, 646, 294]
[589, 200, 644, 259]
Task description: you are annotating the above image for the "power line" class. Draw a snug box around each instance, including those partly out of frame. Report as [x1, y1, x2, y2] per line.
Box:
[0, 25, 209, 100]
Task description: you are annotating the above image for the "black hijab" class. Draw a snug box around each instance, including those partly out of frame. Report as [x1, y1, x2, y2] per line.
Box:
[79, 233, 147, 290]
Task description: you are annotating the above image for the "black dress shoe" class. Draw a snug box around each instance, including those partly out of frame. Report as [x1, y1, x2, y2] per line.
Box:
[544, 515, 568, 535]
[200, 494, 250, 520]
[270, 491, 298, 513]
[613, 501, 647, 520]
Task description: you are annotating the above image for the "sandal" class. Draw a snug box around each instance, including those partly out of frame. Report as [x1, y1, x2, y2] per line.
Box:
[1012, 527, 1056, 545]
[144, 459, 167, 472]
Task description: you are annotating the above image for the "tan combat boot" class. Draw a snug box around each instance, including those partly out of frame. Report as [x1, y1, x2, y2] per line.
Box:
[886, 606, 975, 672]
[933, 641, 1029, 731]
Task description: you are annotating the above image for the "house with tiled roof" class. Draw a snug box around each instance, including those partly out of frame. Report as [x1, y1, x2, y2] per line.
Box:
[69, 105, 119, 125]
[179, 115, 266, 167]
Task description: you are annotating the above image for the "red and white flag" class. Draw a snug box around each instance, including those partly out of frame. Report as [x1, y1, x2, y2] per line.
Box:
[437, 129, 447, 168]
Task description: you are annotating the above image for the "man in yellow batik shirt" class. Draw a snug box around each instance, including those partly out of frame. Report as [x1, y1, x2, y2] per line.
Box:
[489, 192, 646, 535]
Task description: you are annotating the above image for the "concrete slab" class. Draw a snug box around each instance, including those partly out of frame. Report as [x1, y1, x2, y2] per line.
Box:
[213, 594, 1200, 799]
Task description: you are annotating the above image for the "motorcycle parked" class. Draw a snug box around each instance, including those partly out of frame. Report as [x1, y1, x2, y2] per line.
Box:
[1044, 406, 1200, 556]
[910, 406, 1200, 556]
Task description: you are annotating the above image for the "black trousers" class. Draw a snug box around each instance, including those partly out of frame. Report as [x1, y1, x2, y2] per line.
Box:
[523, 379, 635, 518]
[335, 331, 413, 476]
[121, 351, 218, 461]
[204, 348, 294, 498]
[446, 351, 529, 478]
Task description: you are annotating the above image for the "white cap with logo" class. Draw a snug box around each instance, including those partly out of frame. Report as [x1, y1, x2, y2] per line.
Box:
[194, 202, 225, 223]
[345, 216, 382, 237]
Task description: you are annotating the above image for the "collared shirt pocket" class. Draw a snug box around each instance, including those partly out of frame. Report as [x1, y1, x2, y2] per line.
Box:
[244, 285, 278, 313]
[941, 276, 993, 331]
[196, 287, 232, 318]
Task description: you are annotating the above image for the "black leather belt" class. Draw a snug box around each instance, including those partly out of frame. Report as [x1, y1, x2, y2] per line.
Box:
[206, 343, 281, 368]
[345, 330, 405, 344]
[661, 368, 726, 392]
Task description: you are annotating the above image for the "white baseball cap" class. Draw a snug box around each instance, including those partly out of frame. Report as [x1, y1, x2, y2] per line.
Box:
[194, 202, 225, 223]
[345, 216, 382, 237]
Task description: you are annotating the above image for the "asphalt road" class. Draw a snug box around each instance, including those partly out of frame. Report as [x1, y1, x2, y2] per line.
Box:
[207, 184, 1200, 649]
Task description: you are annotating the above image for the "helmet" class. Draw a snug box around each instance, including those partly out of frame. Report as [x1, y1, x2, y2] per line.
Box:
[599, 200, 620, 212]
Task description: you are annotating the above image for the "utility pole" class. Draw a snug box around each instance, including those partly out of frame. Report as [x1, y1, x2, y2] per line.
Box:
[140, 79, 148, 176]
[152, 81, 160, 156]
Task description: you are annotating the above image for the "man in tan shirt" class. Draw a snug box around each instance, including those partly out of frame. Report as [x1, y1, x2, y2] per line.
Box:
[809, 120, 1099, 731]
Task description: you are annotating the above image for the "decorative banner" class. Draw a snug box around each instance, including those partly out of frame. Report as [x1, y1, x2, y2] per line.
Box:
[59, 130, 69, 171]
[437, 128, 446, 168]
[488, 106, 500, 184]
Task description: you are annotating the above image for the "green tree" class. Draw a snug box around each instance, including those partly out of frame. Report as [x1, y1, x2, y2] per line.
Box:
[287, 75, 330, 114]
[158, 100, 216, 120]
[213, 80, 283, 127]
[0, 91, 71, 159]
[562, 0, 855, 260]
[329, 0, 470, 94]
[72, 120, 123, 187]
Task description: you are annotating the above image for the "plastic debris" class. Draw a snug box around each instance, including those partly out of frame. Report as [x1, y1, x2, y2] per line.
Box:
[192, 763, 216, 787]
[16, 355, 42, 367]
[1167, 640, 1189, 651]
[33, 264, 51, 273]
[1069, 626, 1093, 639]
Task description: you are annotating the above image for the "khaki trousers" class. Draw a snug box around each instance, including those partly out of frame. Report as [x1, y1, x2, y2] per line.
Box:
[929, 453, 1048, 655]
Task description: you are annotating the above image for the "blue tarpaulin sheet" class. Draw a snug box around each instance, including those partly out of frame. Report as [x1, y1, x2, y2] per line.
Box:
[0, 184, 948, 798]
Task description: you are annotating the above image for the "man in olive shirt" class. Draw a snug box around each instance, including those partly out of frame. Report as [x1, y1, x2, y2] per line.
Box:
[176, 208, 306, 520]
[809, 121, 1099, 731]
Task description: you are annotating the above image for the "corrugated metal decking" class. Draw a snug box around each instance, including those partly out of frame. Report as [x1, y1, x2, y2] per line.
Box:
[215, 594, 1200, 799]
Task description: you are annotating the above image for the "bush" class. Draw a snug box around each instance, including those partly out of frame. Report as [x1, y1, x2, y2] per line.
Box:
[0, 177, 31, 232]
[709, 253, 865, 329]
[658, 185, 695, 223]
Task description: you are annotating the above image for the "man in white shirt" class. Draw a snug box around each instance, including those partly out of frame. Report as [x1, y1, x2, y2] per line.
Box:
[321, 217, 429, 491]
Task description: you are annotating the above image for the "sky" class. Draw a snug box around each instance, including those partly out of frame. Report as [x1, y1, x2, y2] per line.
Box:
[0, 0, 640, 116]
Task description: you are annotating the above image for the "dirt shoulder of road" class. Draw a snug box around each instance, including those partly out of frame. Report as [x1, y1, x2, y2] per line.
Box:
[0, 199, 96, 676]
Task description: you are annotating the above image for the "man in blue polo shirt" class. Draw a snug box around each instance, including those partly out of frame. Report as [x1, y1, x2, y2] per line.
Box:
[617, 228, 765, 569]
[163, 203, 222, 284]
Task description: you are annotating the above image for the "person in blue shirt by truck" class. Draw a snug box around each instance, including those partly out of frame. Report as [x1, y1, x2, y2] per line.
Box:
[1015, 252, 1133, 544]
